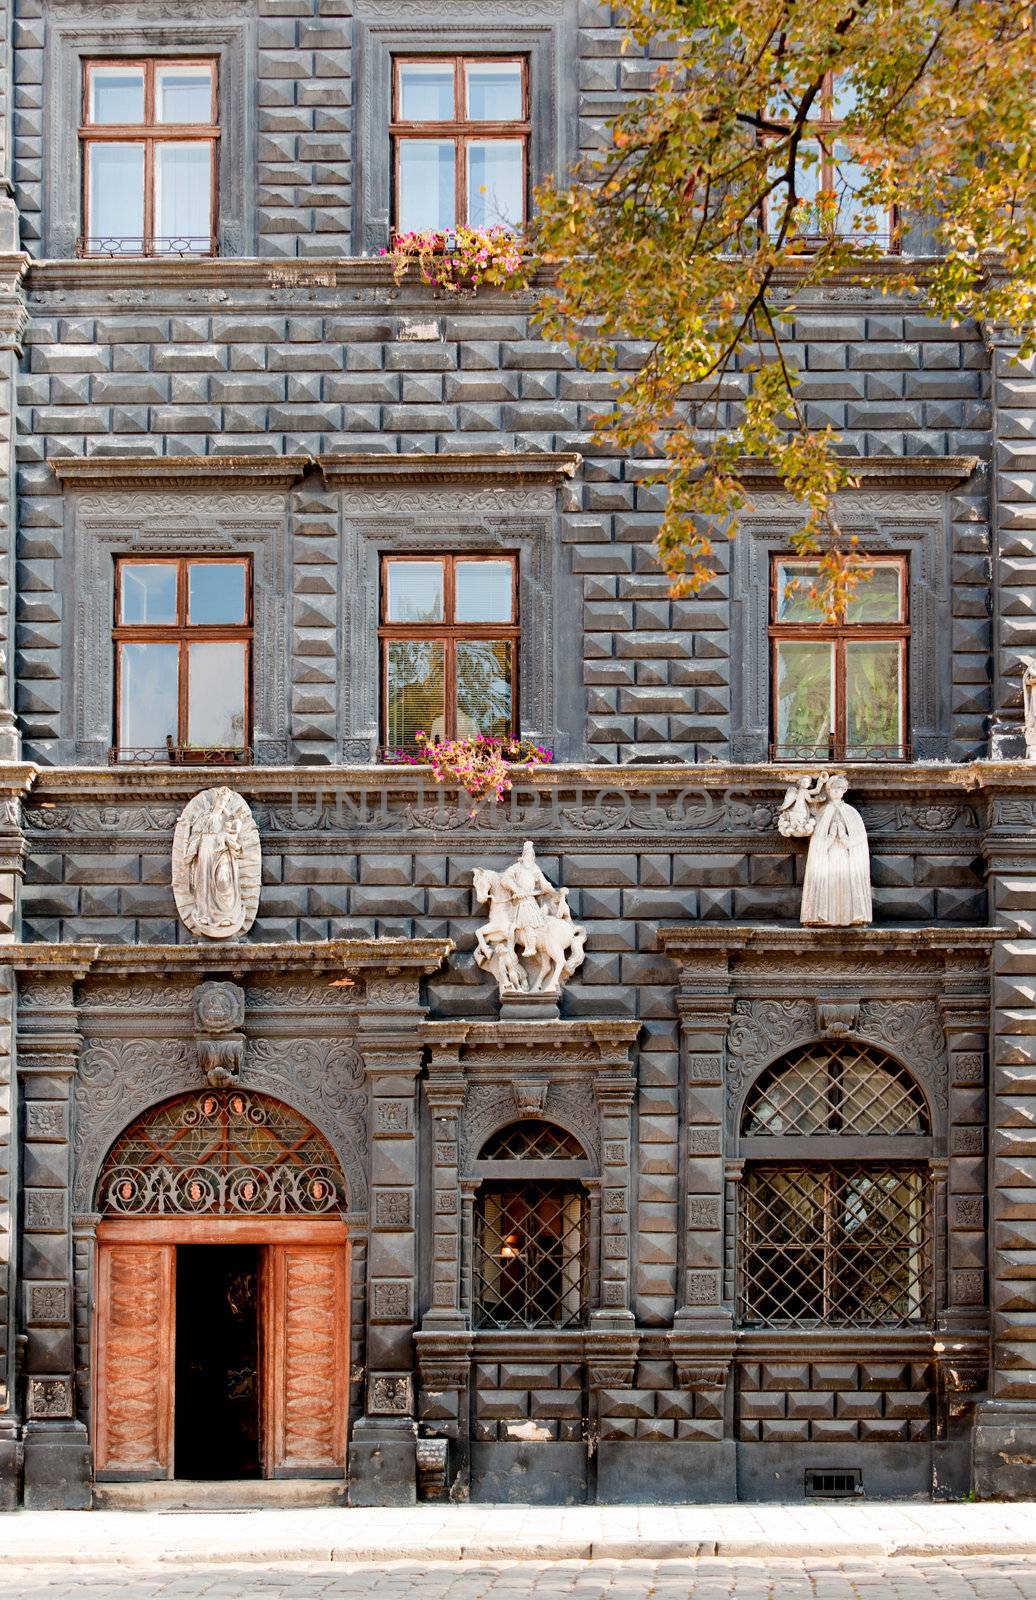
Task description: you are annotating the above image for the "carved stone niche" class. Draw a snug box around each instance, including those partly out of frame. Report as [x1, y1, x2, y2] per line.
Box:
[193, 980, 245, 1087]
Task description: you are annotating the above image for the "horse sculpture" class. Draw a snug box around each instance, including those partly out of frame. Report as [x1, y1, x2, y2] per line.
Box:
[472, 864, 587, 995]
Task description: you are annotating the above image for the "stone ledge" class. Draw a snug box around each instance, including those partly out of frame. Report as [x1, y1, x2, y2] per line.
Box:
[7, 937, 453, 980]
[48, 453, 311, 492]
[658, 923, 1002, 959]
[320, 451, 581, 487]
[733, 453, 981, 490]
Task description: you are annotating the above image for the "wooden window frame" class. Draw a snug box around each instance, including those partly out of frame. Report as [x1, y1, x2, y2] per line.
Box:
[379, 552, 520, 749]
[389, 54, 530, 233]
[763, 70, 898, 251]
[79, 57, 219, 258]
[112, 554, 253, 764]
[768, 552, 910, 761]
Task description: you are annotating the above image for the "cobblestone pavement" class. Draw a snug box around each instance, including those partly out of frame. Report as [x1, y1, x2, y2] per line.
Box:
[3, 1558, 1036, 1600]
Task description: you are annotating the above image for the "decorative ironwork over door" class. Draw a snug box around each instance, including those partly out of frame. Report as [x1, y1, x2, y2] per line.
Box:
[97, 1090, 345, 1216]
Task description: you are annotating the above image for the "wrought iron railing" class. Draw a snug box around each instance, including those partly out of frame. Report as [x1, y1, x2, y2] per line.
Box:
[76, 234, 217, 259]
[109, 741, 251, 767]
[770, 741, 911, 763]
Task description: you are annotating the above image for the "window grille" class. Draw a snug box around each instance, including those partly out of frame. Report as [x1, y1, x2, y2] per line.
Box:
[737, 1165, 932, 1328]
[742, 1040, 928, 1137]
[474, 1182, 589, 1329]
[479, 1121, 584, 1161]
[97, 1089, 344, 1216]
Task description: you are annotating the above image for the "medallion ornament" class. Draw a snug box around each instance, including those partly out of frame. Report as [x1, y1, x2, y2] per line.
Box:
[172, 787, 261, 940]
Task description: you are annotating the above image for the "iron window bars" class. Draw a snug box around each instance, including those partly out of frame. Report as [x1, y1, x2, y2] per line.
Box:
[78, 58, 219, 258]
[742, 1040, 929, 1138]
[769, 552, 910, 761]
[474, 1182, 589, 1330]
[737, 1164, 932, 1328]
[97, 1090, 345, 1217]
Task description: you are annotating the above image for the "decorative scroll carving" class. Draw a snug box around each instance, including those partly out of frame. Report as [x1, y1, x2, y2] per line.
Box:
[94, 1245, 172, 1473]
[74, 1034, 368, 1213]
[277, 1248, 346, 1470]
[173, 787, 261, 940]
[462, 1080, 600, 1168]
[473, 842, 586, 997]
[725, 999, 815, 1105]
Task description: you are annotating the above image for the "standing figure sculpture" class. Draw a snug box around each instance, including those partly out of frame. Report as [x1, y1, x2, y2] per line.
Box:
[172, 786, 262, 941]
[473, 841, 586, 996]
[778, 771, 872, 927]
[184, 787, 244, 933]
[1019, 655, 1036, 761]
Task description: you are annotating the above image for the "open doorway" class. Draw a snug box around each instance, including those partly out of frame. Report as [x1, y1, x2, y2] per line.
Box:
[174, 1244, 261, 1480]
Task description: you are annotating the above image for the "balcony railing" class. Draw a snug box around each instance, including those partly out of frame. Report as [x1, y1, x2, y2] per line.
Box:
[76, 235, 217, 259]
[770, 741, 911, 763]
[109, 743, 251, 767]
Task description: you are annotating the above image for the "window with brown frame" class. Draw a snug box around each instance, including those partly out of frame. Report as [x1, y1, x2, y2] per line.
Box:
[764, 71, 896, 250]
[379, 554, 519, 751]
[112, 556, 251, 764]
[79, 58, 218, 257]
[390, 56, 529, 234]
[770, 554, 909, 761]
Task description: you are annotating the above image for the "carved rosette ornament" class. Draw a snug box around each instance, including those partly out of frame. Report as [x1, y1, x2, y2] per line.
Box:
[172, 787, 261, 940]
[472, 840, 586, 997]
[778, 772, 872, 927]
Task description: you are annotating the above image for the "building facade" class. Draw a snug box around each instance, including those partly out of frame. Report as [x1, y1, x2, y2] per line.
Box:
[0, 0, 1034, 1511]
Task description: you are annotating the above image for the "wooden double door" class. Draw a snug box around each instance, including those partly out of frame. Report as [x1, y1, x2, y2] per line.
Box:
[93, 1218, 349, 1481]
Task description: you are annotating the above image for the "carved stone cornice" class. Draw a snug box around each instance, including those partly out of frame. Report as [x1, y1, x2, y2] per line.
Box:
[659, 925, 1003, 964]
[730, 453, 979, 491]
[320, 452, 580, 488]
[49, 454, 310, 493]
[5, 938, 452, 986]
[585, 1327, 640, 1389]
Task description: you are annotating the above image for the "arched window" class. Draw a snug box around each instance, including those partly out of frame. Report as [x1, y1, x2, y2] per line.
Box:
[742, 1040, 929, 1136]
[737, 1042, 932, 1330]
[473, 1120, 590, 1330]
[97, 1089, 345, 1216]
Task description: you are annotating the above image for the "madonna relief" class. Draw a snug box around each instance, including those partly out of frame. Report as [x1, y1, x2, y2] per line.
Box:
[172, 787, 261, 940]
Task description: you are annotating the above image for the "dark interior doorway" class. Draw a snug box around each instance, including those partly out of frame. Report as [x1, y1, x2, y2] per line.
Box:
[175, 1244, 261, 1480]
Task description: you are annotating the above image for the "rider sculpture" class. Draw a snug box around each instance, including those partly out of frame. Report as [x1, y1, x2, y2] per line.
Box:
[472, 841, 587, 996]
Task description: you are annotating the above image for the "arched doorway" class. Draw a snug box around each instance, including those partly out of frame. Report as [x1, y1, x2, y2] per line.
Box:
[92, 1089, 349, 1484]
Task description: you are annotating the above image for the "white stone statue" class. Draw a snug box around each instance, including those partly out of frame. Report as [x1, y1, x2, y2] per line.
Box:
[172, 787, 261, 940]
[473, 841, 587, 996]
[778, 771, 872, 927]
[1019, 655, 1036, 760]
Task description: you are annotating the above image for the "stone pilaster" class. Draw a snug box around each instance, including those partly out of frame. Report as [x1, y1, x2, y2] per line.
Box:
[974, 826, 1036, 1494]
[414, 1032, 472, 1497]
[592, 1066, 636, 1325]
[16, 973, 89, 1509]
[351, 970, 425, 1506]
[986, 327, 1036, 758]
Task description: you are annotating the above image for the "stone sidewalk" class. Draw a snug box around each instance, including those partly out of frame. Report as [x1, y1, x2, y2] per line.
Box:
[6, 1503, 1036, 1565]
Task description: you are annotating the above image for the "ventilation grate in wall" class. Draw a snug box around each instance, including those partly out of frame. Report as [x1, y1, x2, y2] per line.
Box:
[804, 1468, 863, 1499]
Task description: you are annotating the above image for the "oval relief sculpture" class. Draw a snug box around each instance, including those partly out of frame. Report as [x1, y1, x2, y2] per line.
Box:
[172, 787, 261, 940]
